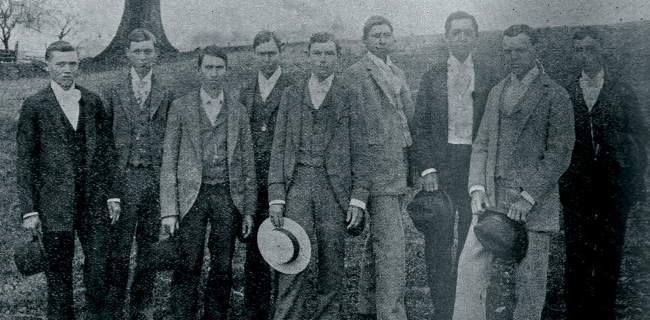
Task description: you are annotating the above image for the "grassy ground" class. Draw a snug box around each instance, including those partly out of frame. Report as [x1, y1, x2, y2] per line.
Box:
[0, 38, 649, 319]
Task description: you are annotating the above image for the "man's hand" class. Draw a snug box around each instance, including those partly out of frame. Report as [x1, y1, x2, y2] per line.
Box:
[22, 215, 41, 232]
[269, 204, 285, 228]
[108, 202, 122, 225]
[421, 172, 440, 192]
[470, 190, 490, 215]
[346, 205, 364, 229]
[162, 216, 179, 236]
[241, 215, 254, 239]
[507, 198, 533, 222]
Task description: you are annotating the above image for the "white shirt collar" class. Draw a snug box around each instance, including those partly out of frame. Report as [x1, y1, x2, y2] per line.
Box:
[447, 52, 474, 71]
[130, 67, 152, 84]
[200, 87, 224, 105]
[367, 51, 394, 70]
[51, 80, 81, 129]
[308, 73, 335, 109]
[510, 65, 539, 88]
[258, 67, 282, 102]
[580, 69, 605, 88]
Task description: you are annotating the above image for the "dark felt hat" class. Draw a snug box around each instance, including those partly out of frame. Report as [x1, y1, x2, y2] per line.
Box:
[474, 209, 528, 262]
[14, 233, 46, 276]
[142, 236, 181, 271]
[407, 189, 454, 234]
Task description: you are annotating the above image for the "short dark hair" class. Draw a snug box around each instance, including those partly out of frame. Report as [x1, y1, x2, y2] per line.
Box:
[126, 28, 158, 49]
[362, 15, 393, 40]
[572, 26, 601, 42]
[253, 30, 282, 53]
[503, 24, 538, 45]
[45, 41, 76, 61]
[308, 32, 341, 56]
[198, 45, 228, 69]
[445, 11, 479, 35]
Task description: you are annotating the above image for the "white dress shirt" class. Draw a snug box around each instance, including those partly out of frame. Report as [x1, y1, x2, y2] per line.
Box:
[258, 67, 282, 103]
[447, 53, 475, 145]
[308, 73, 334, 109]
[131, 67, 152, 108]
[201, 87, 224, 125]
[51, 80, 81, 130]
[579, 69, 604, 112]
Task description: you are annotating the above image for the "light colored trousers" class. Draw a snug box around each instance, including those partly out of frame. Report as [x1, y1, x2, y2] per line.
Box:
[452, 213, 551, 320]
[358, 195, 408, 320]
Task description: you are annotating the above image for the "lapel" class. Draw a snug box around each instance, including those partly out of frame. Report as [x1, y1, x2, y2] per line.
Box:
[42, 86, 72, 143]
[187, 90, 204, 161]
[364, 55, 397, 106]
[265, 72, 288, 111]
[502, 73, 547, 141]
[225, 90, 239, 165]
[78, 87, 97, 163]
[117, 73, 138, 123]
[148, 74, 165, 119]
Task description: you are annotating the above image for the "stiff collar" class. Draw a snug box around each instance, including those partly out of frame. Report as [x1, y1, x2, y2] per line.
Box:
[200, 87, 224, 105]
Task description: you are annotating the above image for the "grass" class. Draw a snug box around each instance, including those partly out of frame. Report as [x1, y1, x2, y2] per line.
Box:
[1, 26, 650, 319]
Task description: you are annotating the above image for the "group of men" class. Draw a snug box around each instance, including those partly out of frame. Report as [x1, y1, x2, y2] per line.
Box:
[16, 10, 646, 320]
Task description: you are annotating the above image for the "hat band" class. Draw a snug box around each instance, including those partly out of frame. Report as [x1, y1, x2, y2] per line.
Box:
[275, 228, 300, 263]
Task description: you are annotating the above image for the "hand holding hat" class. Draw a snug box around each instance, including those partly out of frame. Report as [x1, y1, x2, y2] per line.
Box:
[257, 218, 311, 274]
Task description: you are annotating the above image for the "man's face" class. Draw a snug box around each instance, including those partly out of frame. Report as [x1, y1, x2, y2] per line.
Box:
[254, 40, 281, 78]
[309, 41, 339, 82]
[126, 40, 157, 76]
[199, 55, 227, 92]
[46, 50, 79, 89]
[502, 33, 536, 77]
[573, 36, 603, 71]
[364, 24, 394, 58]
[446, 18, 477, 60]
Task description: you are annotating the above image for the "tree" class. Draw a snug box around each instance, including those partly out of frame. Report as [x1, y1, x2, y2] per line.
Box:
[93, 0, 176, 62]
[0, 0, 47, 50]
[46, 0, 85, 40]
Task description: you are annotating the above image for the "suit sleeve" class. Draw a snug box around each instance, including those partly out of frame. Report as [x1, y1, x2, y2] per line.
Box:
[267, 88, 291, 203]
[518, 86, 575, 202]
[16, 99, 39, 218]
[409, 70, 439, 183]
[346, 75, 372, 204]
[468, 87, 495, 192]
[94, 96, 123, 201]
[238, 103, 258, 216]
[160, 101, 182, 218]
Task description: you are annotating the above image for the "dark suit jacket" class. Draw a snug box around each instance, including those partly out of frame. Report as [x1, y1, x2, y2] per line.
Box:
[341, 54, 415, 203]
[560, 71, 649, 206]
[409, 59, 498, 184]
[17, 84, 121, 232]
[469, 72, 575, 232]
[102, 72, 174, 174]
[160, 88, 257, 220]
[267, 75, 351, 211]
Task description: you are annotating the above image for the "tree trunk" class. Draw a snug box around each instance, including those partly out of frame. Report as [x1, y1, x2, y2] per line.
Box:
[93, 0, 176, 62]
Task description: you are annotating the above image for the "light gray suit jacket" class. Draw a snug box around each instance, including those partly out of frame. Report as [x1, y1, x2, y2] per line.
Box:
[160, 88, 257, 220]
[469, 72, 575, 232]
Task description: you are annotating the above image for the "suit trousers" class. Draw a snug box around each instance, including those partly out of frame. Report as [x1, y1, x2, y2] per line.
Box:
[563, 195, 629, 320]
[358, 195, 407, 320]
[105, 166, 161, 319]
[43, 216, 111, 320]
[170, 183, 238, 320]
[453, 181, 551, 320]
[273, 165, 346, 320]
[244, 185, 274, 320]
[421, 143, 473, 320]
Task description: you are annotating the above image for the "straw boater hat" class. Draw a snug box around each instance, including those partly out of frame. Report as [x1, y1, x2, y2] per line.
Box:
[257, 218, 311, 274]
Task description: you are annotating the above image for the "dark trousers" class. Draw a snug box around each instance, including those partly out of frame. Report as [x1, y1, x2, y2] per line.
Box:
[43, 216, 111, 320]
[422, 143, 472, 320]
[243, 185, 274, 320]
[563, 194, 630, 320]
[170, 183, 238, 320]
[105, 166, 161, 319]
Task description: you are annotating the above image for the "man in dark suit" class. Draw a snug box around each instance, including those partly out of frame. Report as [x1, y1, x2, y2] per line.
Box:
[17, 41, 122, 320]
[559, 27, 648, 320]
[160, 46, 257, 320]
[409, 11, 498, 319]
[454, 25, 574, 320]
[342, 16, 414, 320]
[267, 32, 361, 320]
[239, 30, 295, 320]
[102, 28, 174, 320]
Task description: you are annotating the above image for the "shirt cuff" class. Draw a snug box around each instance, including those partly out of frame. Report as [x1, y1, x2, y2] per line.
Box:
[107, 198, 120, 203]
[23, 212, 39, 219]
[421, 168, 437, 177]
[350, 198, 367, 210]
[269, 200, 286, 206]
[469, 185, 485, 195]
[520, 191, 535, 205]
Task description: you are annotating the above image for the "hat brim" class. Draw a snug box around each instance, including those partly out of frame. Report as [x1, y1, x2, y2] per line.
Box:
[257, 218, 311, 274]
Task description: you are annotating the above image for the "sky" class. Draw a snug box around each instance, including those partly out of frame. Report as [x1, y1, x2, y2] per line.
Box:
[12, 0, 649, 54]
